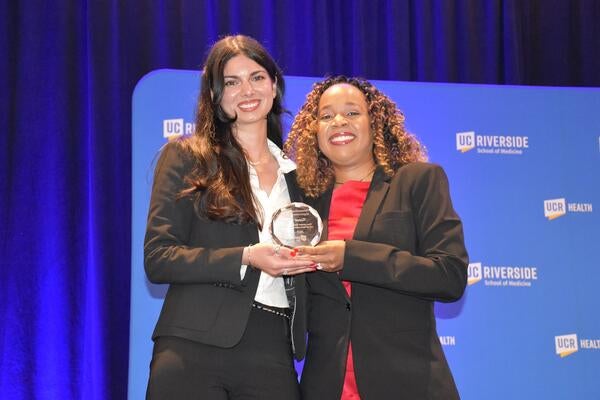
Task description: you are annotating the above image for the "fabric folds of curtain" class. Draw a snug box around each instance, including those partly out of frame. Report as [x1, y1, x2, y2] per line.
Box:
[0, 0, 598, 398]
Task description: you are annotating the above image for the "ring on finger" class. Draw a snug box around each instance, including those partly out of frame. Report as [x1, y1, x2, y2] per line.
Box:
[282, 269, 288, 276]
[273, 244, 281, 256]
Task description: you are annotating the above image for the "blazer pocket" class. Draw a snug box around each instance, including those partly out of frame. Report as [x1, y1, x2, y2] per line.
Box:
[371, 210, 416, 249]
[162, 284, 226, 332]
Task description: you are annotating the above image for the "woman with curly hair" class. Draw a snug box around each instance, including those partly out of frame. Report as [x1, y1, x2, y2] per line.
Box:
[284, 76, 468, 399]
[144, 35, 316, 399]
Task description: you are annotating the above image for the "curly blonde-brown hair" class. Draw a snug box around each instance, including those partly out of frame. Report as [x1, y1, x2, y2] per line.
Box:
[284, 76, 427, 198]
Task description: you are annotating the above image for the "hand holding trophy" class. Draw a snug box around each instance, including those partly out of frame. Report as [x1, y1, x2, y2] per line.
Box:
[272, 203, 348, 273]
[269, 202, 322, 277]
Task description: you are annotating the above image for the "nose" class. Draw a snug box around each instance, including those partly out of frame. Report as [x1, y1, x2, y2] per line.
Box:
[331, 114, 348, 126]
[240, 79, 254, 96]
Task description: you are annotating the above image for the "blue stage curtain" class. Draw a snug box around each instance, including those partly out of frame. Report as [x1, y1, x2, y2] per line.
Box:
[1, 0, 598, 398]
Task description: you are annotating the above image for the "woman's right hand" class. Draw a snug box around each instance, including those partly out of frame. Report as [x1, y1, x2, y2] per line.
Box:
[243, 243, 316, 277]
[295, 240, 346, 273]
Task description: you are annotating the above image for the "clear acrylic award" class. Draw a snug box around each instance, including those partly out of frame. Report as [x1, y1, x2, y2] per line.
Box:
[270, 202, 323, 247]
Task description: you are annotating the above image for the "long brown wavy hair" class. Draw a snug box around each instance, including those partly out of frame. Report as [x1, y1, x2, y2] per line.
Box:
[284, 76, 427, 198]
[177, 35, 286, 226]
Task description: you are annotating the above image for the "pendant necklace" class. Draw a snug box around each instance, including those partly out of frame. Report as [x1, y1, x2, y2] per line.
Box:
[247, 152, 273, 166]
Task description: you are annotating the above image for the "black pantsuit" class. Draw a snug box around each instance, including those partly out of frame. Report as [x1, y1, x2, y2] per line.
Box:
[301, 163, 468, 399]
[144, 143, 306, 399]
[146, 307, 299, 399]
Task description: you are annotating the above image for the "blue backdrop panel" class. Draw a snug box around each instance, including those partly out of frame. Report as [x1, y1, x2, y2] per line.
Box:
[130, 70, 600, 399]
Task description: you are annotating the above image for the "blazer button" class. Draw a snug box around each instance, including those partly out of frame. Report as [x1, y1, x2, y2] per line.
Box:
[346, 303, 351, 311]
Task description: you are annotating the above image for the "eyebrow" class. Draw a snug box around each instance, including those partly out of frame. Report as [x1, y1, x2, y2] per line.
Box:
[223, 70, 267, 79]
[319, 102, 364, 110]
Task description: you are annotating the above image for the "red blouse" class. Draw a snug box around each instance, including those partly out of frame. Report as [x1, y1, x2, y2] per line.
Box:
[328, 181, 370, 400]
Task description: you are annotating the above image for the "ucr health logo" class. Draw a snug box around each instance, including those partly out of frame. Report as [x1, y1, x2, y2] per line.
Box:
[467, 262, 538, 287]
[439, 336, 456, 346]
[555, 333, 600, 357]
[544, 198, 593, 220]
[555, 334, 578, 357]
[456, 131, 529, 155]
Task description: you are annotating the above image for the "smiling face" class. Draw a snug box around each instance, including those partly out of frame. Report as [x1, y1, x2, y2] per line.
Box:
[220, 55, 277, 127]
[317, 83, 374, 171]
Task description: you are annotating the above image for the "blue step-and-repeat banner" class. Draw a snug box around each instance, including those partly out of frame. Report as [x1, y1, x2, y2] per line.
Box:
[130, 70, 600, 399]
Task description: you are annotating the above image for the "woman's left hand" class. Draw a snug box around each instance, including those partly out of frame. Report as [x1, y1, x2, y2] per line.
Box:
[296, 240, 346, 272]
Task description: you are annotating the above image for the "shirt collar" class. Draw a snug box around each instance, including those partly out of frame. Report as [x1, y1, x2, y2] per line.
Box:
[267, 139, 296, 173]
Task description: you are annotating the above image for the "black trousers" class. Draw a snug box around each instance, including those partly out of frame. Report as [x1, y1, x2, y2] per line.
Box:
[146, 306, 300, 400]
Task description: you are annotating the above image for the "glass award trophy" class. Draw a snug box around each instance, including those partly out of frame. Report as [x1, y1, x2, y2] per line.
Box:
[270, 202, 323, 247]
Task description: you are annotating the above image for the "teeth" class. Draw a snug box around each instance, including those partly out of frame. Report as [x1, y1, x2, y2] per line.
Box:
[239, 101, 259, 109]
[330, 134, 354, 143]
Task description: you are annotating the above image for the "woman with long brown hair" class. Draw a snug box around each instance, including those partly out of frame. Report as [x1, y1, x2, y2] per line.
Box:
[144, 35, 314, 399]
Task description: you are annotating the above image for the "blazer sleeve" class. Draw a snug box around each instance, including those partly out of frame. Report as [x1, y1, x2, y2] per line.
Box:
[143, 142, 246, 285]
[340, 164, 468, 302]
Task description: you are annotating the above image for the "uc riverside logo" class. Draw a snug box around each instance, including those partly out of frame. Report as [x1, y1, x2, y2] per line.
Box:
[544, 198, 593, 220]
[456, 131, 475, 153]
[467, 262, 482, 285]
[456, 131, 529, 155]
[555, 333, 600, 357]
[163, 118, 196, 138]
[467, 261, 538, 287]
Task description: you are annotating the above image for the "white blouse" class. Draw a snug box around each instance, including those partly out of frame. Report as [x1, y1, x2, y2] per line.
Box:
[241, 140, 296, 308]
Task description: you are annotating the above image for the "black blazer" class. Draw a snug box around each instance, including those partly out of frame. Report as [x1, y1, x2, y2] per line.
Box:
[144, 142, 306, 360]
[300, 163, 468, 399]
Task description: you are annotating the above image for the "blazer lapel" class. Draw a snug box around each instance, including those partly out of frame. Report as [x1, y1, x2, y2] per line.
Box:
[284, 171, 302, 202]
[307, 184, 333, 241]
[353, 167, 390, 240]
[309, 170, 390, 302]
[309, 187, 349, 300]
